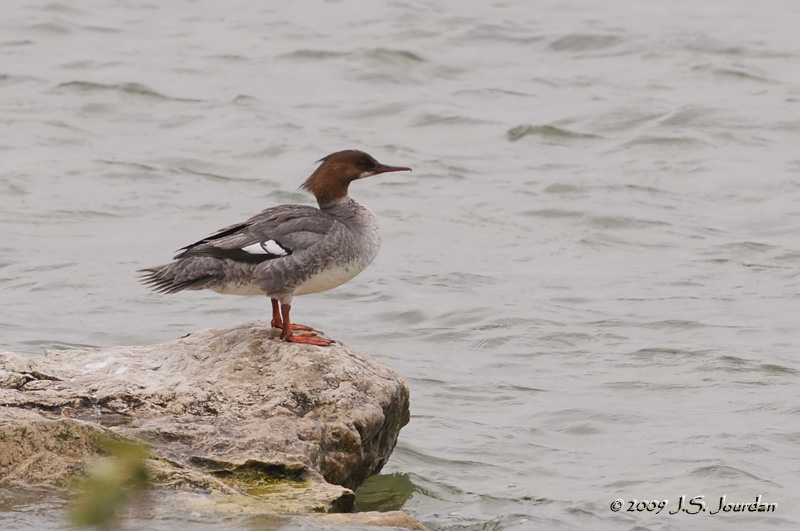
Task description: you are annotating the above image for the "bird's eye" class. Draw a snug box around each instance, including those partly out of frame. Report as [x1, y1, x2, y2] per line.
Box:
[357, 158, 371, 168]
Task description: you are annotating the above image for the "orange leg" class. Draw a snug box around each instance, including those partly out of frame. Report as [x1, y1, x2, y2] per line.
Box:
[270, 298, 282, 328]
[270, 300, 333, 346]
[271, 298, 316, 332]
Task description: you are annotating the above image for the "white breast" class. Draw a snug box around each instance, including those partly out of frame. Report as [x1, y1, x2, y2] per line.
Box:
[293, 262, 368, 296]
[209, 282, 265, 296]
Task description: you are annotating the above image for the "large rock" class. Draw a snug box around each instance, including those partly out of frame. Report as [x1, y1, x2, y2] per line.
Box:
[0, 322, 416, 527]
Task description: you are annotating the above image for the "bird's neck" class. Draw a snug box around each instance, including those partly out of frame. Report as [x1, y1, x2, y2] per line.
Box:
[318, 196, 374, 226]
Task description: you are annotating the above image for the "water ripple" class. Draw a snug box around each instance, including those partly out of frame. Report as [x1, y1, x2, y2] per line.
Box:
[506, 124, 599, 142]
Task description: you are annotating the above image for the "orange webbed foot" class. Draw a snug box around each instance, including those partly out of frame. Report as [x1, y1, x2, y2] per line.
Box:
[271, 300, 332, 346]
[272, 321, 323, 334]
[285, 333, 335, 346]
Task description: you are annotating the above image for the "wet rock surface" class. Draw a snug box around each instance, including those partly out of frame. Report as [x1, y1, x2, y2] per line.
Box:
[0, 322, 417, 527]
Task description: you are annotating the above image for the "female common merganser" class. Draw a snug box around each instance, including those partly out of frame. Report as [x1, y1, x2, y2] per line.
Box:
[138, 150, 411, 346]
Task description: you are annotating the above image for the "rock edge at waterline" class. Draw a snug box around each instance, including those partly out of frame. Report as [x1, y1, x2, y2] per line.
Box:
[0, 322, 419, 529]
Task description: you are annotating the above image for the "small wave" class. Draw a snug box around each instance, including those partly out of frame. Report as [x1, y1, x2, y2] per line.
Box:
[642, 319, 708, 330]
[38, 3, 85, 14]
[542, 183, 585, 195]
[364, 48, 425, 64]
[602, 381, 698, 391]
[621, 134, 710, 149]
[61, 59, 123, 71]
[711, 241, 778, 254]
[377, 309, 427, 325]
[468, 336, 511, 350]
[231, 94, 263, 106]
[97, 159, 158, 172]
[0, 73, 45, 89]
[689, 464, 764, 481]
[29, 22, 71, 35]
[277, 49, 348, 61]
[78, 24, 122, 35]
[583, 214, 671, 230]
[56, 80, 163, 97]
[658, 105, 717, 128]
[506, 124, 599, 142]
[453, 87, 530, 98]
[587, 107, 666, 132]
[454, 23, 545, 46]
[759, 364, 797, 375]
[630, 347, 706, 357]
[537, 331, 595, 348]
[1, 40, 35, 47]
[413, 113, 491, 127]
[683, 34, 758, 57]
[46, 208, 122, 220]
[521, 208, 584, 220]
[578, 232, 681, 250]
[338, 102, 407, 119]
[561, 423, 603, 435]
[31, 340, 101, 352]
[549, 34, 622, 52]
[177, 167, 248, 183]
[692, 64, 774, 83]
[55, 81, 198, 102]
[0, 176, 28, 196]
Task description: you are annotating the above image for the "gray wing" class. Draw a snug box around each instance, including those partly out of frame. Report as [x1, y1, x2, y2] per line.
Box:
[175, 204, 336, 264]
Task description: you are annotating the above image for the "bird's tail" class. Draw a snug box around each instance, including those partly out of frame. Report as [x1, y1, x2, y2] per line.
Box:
[137, 262, 214, 294]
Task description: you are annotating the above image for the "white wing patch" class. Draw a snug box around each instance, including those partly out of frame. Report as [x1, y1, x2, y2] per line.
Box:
[241, 239, 290, 256]
[263, 240, 289, 255]
[241, 243, 268, 254]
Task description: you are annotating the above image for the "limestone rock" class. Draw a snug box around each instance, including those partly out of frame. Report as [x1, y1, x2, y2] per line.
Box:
[308, 510, 430, 530]
[0, 322, 413, 524]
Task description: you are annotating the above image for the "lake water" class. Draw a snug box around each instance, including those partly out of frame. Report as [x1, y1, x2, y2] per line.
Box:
[2, 0, 799, 529]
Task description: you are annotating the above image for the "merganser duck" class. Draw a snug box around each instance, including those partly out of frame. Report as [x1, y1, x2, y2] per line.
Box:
[138, 150, 411, 346]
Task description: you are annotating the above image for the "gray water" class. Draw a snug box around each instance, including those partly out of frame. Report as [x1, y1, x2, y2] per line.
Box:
[2, 0, 800, 529]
